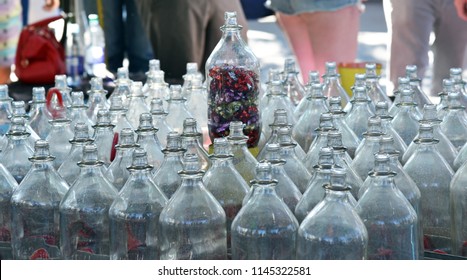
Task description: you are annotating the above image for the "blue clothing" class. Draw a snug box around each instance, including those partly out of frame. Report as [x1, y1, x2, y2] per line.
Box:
[266, 0, 360, 14]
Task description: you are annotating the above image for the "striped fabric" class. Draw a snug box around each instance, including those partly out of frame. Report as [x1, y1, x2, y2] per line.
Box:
[0, 0, 22, 67]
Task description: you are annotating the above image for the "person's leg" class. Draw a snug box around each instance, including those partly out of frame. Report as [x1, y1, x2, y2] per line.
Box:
[101, 0, 125, 74]
[275, 12, 315, 83]
[299, 5, 360, 78]
[431, 0, 467, 95]
[383, 0, 435, 94]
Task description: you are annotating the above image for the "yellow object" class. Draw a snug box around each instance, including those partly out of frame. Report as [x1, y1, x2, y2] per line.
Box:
[338, 62, 382, 97]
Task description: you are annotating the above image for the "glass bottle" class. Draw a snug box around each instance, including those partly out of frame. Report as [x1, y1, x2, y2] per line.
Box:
[388, 76, 413, 117]
[350, 116, 384, 182]
[153, 132, 185, 198]
[86, 77, 109, 124]
[159, 154, 227, 260]
[328, 96, 360, 158]
[181, 62, 204, 100]
[144, 59, 160, 80]
[109, 67, 132, 109]
[436, 78, 454, 120]
[450, 156, 467, 257]
[403, 104, 458, 168]
[166, 85, 193, 135]
[374, 101, 407, 162]
[322, 62, 349, 109]
[108, 94, 133, 138]
[92, 109, 115, 167]
[231, 161, 299, 260]
[126, 81, 150, 129]
[57, 122, 94, 186]
[391, 88, 421, 146]
[180, 118, 211, 171]
[150, 98, 172, 149]
[344, 86, 375, 141]
[403, 123, 454, 253]
[227, 121, 258, 184]
[10, 100, 40, 148]
[60, 144, 119, 260]
[11, 140, 69, 260]
[282, 58, 305, 106]
[356, 154, 419, 260]
[109, 148, 168, 260]
[186, 78, 209, 145]
[303, 112, 336, 171]
[206, 11, 261, 148]
[277, 126, 311, 193]
[0, 117, 34, 183]
[68, 91, 94, 133]
[292, 83, 329, 152]
[53, 74, 72, 109]
[135, 113, 164, 171]
[259, 68, 281, 112]
[203, 138, 249, 253]
[28, 87, 52, 139]
[293, 70, 321, 119]
[454, 143, 467, 171]
[449, 67, 467, 109]
[365, 63, 392, 106]
[0, 84, 12, 136]
[0, 157, 18, 260]
[144, 70, 169, 109]
[406, 65, 432, 111]
[297, 168, 368, 260]
[439, 91, 467, 151]
[46, 114, 74, 170]
[105, 128, 139, 191]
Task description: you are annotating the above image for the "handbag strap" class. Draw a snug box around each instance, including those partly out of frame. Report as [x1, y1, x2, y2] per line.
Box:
[46, 88, 67, 119]
[28, 12, 68, 47]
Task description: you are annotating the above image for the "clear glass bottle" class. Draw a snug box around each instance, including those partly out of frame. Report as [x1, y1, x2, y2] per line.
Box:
[0, 157, 18, 260]
[206, 11, 261, 148]
[105, 128, 139, 191]
[259, 68, 281, 112]
[297, 168, 368, 260]
[454, 143, 467, 171]
[60, 144, 119, 260]
[109, 67, 132, 109]
[153, 132, 185, 198]
[166, 85, 193, 135]
[391, 88, 422, 146]
[365, 63, 392, 106]
[350, 116, 384, 182]
[92, 109, 115, 167]
[328, 96, 360, 158]
[126, 81, 150, 129]
[86, 77, 109, 124]
[322, 62, 349, 109]
[0, 84, 12, 136]
[109, 148, 168, 260]
[159, 154, 227, 260]
[293, 70, 321, 119]
[53, 74, 72, 109]
[292, 83, 329, 152]
[68, 91, 94, 133]
[450, 156, 467, 257]
[449, 67, 467, 109]
[388, 76, 413, 117]
[57, 122, 94, 186]
[0, 117, 34, 184]
[356, 153, 419, 259]
[403, 123, 454, 253]
[277, 126, 311, 193]
[231, 161, 299, 260]
[135, 113, 164, 172]
[180, 118, 211, 171]
[10, 100, 40, 148]
[11, 140, 69, 260]
[303, 112, 336, 171]
[282, 58, 305, 106]
[46, 114, 74, 170]
[181, 62, 204, 100]
[28, 87, 52, 139]
[344, 86, 375, 141]
[406, 65, 432, 111]
[439, 91, 467, 151]
[186, 78, 209, 145]
[227, 121, 258, 184]
[108, 94, 134, 138]
[144, 70, 169, 109]
[203, 138, 249, 254]
[436, 78, 454, 120]
[150, 98, 172, 149]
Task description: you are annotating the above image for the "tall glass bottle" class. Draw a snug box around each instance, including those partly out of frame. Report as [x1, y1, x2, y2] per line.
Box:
[365, 63, 392, 106]
[57, 122, 94, 185]
[450, 156, 467, 257]
[227, 121, 258, 184]
[144, 70, 169, 108]
[150, 98, 172, 148]
[0, 156, 18, 260]
[108, 94, 133, 138]
[186, 78, 209, 144]
[322, 62, 350, 109]
[439, 91, 467, 151]
[388, 76, 412, 117]
[109, 67, 132, 108]
[406, 65, 432, 111]
[282, 58, 305, 106]
[53, 74, 72, 109]
[391, 88, 421, 146]
[10, 100, 40, 148]
[105, 128, 139, 191]
[11, 140, 69, 259]
[135, 113, 164, 172]
[68, 91, 94, 133]
[344, 86, 375, 141]
[436, 78, 454, 120]
[356, 154, 419, 260]
[109, 148, 168, 260]
[166, 85, 193, 135]
[46, 113, 74, 170]
[303, 112, 336, 171]
[231, 161, 299, 260]
[86, 77, 109, 123]
[181, 62, 204, 100]
[180, 118, 211, 171]
[153, 132, 185, 198]
[294, 70, 322, 119]
[159, 154, 227, 260]
[60, 144, 119, 260]
[328, 96, 360, 158]
[203, 138, 249, 253]
[92, 109, 115, 167]
[292, 83, 328, 152]
[449, 67, 467, 109]
[403, 123, 454, 253]
[126, 81, 150, 129]
[297, 169, 368, 260]
[259, 68, 281, 112]
[206, 11, 261, 148]
[0, 84, 12, 136]
[28, 87, 51, 139]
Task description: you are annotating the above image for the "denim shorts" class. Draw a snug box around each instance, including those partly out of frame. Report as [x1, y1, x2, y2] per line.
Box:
[266, 0, 360, 14]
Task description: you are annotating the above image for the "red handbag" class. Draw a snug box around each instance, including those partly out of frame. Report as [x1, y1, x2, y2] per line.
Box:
[14, 15, 66, 84]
